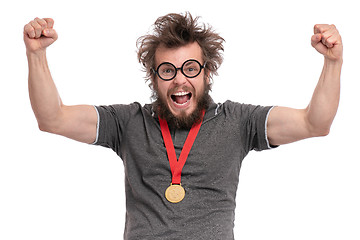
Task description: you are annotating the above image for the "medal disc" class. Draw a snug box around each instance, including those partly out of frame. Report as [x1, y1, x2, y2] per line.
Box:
[165, 184, 185, 203]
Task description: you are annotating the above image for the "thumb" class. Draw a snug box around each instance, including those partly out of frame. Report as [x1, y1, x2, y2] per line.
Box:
[42, 28, 58, 41]
[311, 33, 328, 55]
[311, 33, 322, 48]
[38, 28, 58, 49]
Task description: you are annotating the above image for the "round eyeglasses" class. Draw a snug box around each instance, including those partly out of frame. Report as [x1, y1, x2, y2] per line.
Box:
[153, 59, 206, 81]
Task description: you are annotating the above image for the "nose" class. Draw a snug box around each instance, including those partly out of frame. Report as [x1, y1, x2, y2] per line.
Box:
[173, 69, 187, 85]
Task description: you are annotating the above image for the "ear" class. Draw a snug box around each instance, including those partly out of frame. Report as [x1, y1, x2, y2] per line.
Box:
[204, 69, 211, 84]
[151, 75, 158, 90]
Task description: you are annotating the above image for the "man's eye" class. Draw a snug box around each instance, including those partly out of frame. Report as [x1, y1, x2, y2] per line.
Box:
[162, 68, 174, 74]
[184, 67, 198, 74]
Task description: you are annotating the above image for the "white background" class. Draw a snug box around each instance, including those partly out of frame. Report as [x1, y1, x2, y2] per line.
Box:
[1, 0, 359, 239]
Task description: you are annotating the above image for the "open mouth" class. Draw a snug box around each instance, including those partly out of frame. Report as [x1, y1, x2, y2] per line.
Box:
[170, 91, 192, 106]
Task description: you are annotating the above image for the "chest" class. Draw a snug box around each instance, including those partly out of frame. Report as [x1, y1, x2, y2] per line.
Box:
[121, 116, 247, 189]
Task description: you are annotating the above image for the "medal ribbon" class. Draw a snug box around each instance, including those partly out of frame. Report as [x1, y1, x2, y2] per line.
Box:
[159, 110, 205, 185]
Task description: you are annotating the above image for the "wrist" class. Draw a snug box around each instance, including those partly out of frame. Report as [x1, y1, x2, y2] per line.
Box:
[26, 50, 48, 69]
[324, 57, 343, 67]
[26, 49, 47, 59]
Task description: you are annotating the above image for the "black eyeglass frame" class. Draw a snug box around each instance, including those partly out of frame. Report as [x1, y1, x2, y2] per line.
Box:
[152, 59, 206, 81]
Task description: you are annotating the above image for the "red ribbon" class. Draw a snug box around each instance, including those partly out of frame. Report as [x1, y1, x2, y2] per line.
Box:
[159, 110, 205, 185]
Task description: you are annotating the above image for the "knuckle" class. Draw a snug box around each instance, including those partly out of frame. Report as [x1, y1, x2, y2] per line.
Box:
[39, 21, 47, 28]
[322, 31, 330, 38]
[24, 25, 35, 37]
[35, 17, 47, 28]
[24, 24, 31, 31]
[34, 17, 41, 24]
[46, 18, 54, 24]
[44, 18, 54, 28]
[31, 20, 39, 28]
[314, 24, 324, 33]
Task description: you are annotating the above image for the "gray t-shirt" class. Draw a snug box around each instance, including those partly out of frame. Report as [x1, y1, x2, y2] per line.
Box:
[94, 100, 275, 240]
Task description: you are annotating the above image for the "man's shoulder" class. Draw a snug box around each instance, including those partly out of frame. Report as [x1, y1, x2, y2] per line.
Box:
[97, 102, 144, 111]
[217, 100, 273, 120]
[219, 100, 254, 113]
[95, 102, 153, 120]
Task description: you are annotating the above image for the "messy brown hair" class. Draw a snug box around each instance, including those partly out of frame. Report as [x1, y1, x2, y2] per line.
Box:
[137, 12, 225, 90]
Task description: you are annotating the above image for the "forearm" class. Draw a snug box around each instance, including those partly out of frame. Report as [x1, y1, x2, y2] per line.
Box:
[27, 51, 63, 130]
[267, 24, 342, 145]
[305, 58, 342, 135]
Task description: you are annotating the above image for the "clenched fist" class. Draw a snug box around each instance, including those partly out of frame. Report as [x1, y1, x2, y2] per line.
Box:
[24, 18, 58, 54]
[311, 24, 343, 62]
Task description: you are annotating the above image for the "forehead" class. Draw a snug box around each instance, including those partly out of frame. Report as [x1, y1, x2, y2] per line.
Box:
[155, 42, 203, 67]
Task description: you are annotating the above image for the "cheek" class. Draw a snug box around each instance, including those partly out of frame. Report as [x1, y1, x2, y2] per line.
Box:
[157, 81, 171, 98]
[193, 77, 206, 96]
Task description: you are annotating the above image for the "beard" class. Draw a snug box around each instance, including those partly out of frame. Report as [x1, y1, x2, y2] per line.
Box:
[152, 79, 211, 130]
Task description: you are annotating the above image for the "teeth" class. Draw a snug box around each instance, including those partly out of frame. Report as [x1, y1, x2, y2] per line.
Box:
[173, 91, 190, 96]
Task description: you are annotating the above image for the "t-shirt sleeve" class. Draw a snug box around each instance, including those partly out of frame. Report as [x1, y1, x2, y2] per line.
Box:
[92, 103, 140, 154]
[225, 101, 277, 152]
[246, 104, 276, 151]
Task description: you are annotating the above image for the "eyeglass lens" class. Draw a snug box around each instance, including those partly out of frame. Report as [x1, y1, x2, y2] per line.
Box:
[157, 60, 203, 80]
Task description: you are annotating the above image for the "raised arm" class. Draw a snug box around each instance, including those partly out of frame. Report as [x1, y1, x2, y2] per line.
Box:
[267, 24, 343, 146]
[24, 18, 98, 144]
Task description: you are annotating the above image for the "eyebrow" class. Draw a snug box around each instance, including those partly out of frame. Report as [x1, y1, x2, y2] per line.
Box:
[157, 59, 202, 69]
[184, 61, 196, 67]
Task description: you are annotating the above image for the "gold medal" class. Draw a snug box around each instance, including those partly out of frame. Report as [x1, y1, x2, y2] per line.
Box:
[165, 184, 185, 203]
[159, 111, 205, 204]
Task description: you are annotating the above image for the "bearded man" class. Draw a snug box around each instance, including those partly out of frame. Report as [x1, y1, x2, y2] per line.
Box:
[24, 12, 342, 240]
